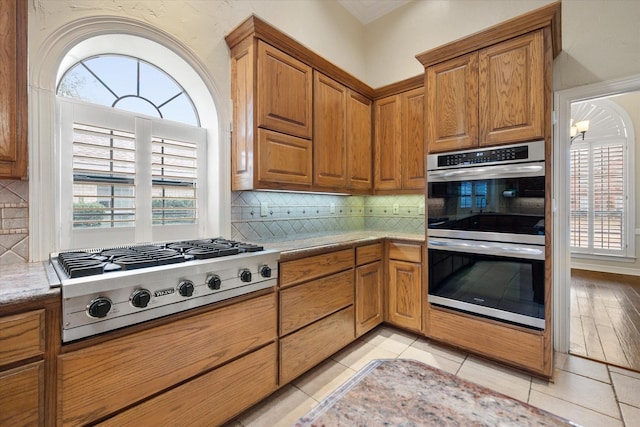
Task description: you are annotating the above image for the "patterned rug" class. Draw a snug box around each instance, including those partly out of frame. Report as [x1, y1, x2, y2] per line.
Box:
[294, 359, 580, 427]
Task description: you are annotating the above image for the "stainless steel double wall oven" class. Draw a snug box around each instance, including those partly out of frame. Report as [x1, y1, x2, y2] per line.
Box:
[427, 141, 546, 329]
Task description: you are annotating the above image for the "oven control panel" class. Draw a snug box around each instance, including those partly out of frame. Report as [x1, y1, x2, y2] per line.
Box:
[437, 145, 529, 167]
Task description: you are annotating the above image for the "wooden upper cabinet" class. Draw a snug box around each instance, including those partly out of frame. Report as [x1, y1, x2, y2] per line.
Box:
[401, 88, 426, 190]
[425, 29, 548, 153]
[374, 88, 425, 192]
[346, 91, 372, 191]
[257, 129, 312, 186]
[314, 72, 347, 188]
[479, 30, 544, 145]
[0, 0, 27, 179]
[374, 95, 402, 190]
[257, 41, 313, 139]
[426, 53, 479, 153]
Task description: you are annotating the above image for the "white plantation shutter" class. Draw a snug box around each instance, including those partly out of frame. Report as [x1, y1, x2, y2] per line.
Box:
[570, 140, 626, 255]
[59, 98, 206, 249]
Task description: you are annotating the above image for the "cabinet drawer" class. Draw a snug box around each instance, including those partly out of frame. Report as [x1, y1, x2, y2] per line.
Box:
[59, 293, 277, 426]
[0, 361, 44, 427]
[280, 269, 354, 335]
[0, 309, 44, 366]
[280, 306, 354, 384]
[388, 242, 422, 263]
[280, 249, 354, 288]
[97, 344, 277, 427]
[356, 242, 383, 265]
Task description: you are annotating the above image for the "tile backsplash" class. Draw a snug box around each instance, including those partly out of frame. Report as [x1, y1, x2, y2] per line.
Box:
[0, 180, 29, 264]
[231, 191, 425, 242]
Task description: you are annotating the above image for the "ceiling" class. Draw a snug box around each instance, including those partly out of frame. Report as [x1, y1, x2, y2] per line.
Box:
[337, 0, 410, 25]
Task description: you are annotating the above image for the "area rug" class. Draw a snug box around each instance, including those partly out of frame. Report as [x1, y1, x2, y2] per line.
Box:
[293, 359, 580, 427]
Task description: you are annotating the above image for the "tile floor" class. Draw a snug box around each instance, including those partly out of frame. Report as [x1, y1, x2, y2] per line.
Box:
[225, 326, 640, 427]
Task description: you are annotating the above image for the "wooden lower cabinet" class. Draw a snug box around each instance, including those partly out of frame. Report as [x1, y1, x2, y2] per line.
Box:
[280, 306, 355, 384]
[429, 307, 549, 376]
[387, 242, 423, 332]
[58, 293, 277, 426]
[355, 261, 383, 336]
[97, 344, 277, 427]
[0, 361, 44, 427]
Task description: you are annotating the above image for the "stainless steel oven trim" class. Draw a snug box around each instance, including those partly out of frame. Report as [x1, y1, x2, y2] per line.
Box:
[428, 229, 545, 246]
[429, 295, 545, 329]
[428, 237, 545, 260]
[427, 162, 545, 182]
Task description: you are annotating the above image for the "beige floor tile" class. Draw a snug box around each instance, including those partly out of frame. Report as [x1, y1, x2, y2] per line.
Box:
[528, 390, 623, 427]
[331, 339, 398, 372]
[610, 365, 640, 381]
[397, 345, 462, 375]
[619, 403, 640, 427]
[408, 337, 468, 364]
[457, 355, 531, 402]
[531, 369, 620, 418]
[557, 353, 611, 383]
[236, 385, 317, 427]
[610, 372, 640, 408]
[358, 326, 417, 355]
[292, 358, 356, 402]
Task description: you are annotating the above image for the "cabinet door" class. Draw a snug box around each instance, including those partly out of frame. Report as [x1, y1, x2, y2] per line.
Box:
[257, 128, 312, 186]
[401, 88, 426, 190]
[347, 91, 372, 191]
[479, 30, 544, 145]
[374, 95, 402, 190]
[355, 261, 383, 337]
[0, 362, 44, 427]
[387, 259, 422, 331]
[257, 41, 312, 139]
[426, 53, 478, 153]
[314, 72, 347, 188]
[0, 0, 27, 178]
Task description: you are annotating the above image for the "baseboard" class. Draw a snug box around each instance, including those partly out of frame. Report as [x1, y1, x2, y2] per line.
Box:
[570, 262, 640, 277]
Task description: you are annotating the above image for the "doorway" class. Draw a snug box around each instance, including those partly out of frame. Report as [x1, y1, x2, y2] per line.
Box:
[554, 75, 640, 372]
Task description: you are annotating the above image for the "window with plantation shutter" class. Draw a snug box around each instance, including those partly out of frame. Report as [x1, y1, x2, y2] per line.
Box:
[58, 98, 206, 249]
[569, 97, 634, 259]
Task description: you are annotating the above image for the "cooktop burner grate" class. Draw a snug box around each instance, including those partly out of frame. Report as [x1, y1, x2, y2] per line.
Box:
[56, 238, 265, 278]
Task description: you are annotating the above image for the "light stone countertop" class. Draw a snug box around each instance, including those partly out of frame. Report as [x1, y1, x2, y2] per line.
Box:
[0, 231, 425, 307]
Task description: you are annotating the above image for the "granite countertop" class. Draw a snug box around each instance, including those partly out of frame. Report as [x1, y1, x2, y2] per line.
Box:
[0, 231, 425, 307]
[0, 261, 59, 308]
[260, 231, 425, 260]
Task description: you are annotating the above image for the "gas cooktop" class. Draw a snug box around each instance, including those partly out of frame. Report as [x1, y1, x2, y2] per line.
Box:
[47, 238, 280, 342]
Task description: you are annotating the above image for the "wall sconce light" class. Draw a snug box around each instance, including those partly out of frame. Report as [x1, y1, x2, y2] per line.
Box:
[570, 119, 590, 143]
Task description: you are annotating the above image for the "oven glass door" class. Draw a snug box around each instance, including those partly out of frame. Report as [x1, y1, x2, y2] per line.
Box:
[428, 238, 545, 330]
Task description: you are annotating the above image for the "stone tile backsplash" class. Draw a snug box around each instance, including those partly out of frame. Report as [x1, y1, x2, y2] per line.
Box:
[0, 180, 29, 264]
[231, 191, 426, 242]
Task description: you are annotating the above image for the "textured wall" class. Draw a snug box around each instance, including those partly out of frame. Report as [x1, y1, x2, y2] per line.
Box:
[0, 180, 28, 263]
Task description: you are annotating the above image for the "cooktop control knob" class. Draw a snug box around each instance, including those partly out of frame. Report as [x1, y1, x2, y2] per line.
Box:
[87, 297, 112, 319]
[178, 280, 195, 297]
[240, 269, 252, 283]
[206, 275, 222, 290]
[260, 265, 272, 278]
[130, 289, 152, 308]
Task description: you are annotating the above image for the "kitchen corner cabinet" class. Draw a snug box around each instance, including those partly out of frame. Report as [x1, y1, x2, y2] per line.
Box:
[314, 71, 372, 191]
[230, 38, 313, 190]
[355, 243, 384, 336]
[279, 249, 355, 384]
[374, 87, 425, 192]
[0, 0, 28, 179]
[386, 241, 422, 332]
[425, 30, 545, 153]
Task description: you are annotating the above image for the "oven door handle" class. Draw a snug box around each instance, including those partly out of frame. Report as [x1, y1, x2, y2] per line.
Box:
[427, 163, 544, 182]
[428, 238, 545, 260]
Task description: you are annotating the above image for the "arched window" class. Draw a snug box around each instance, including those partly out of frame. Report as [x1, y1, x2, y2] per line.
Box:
[570, 97, 636, 259]
[56, 47, 210, 249]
